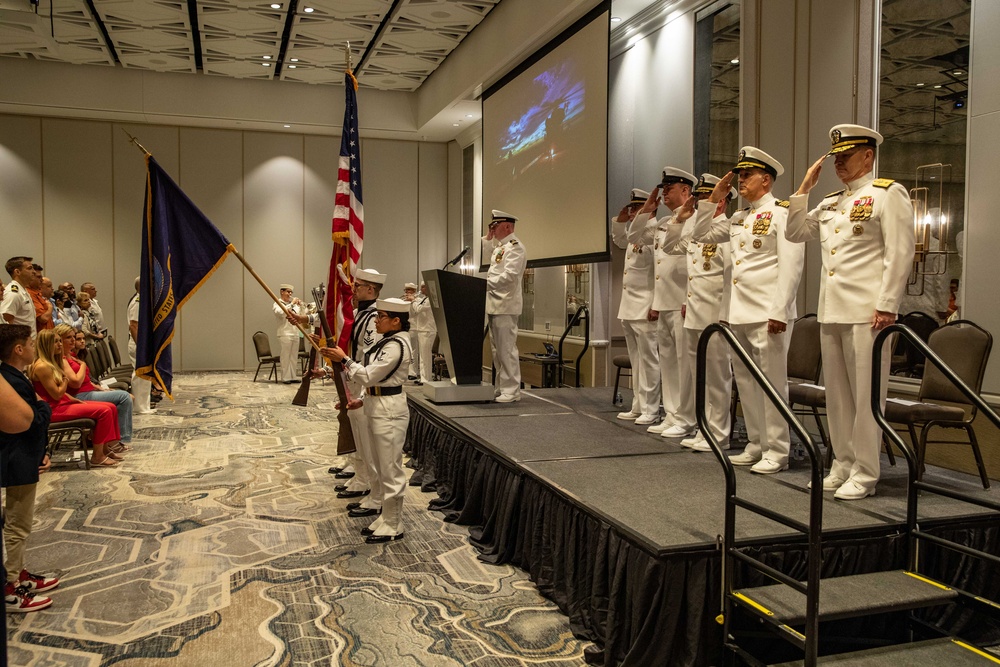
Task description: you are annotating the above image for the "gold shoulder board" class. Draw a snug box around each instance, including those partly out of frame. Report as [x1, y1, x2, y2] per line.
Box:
[9, 284, 18, 292]
[776, 199, 790, 208]
[510, 240, 519, 245]
[872, 178, 895, 188]
[824, 189, 845, 199]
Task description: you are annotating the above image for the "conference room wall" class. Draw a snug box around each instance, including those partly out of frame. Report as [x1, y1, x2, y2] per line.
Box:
[0, 114, 455, 372]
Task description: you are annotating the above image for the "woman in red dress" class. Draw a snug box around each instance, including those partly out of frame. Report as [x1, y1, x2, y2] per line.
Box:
[29, 330, 122, 467]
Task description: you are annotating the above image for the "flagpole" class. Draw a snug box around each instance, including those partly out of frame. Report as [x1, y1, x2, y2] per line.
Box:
[226, 245, 326, 355]
[121, 128, 151, 156]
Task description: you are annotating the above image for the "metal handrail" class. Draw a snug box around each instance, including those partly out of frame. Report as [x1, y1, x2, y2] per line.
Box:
[557, 304, 590, 388]
[697, 323, 825, 665]
[871, 323, 1000, 574]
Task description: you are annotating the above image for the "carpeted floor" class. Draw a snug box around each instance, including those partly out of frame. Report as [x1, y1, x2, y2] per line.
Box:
[6, 372, 588, 666]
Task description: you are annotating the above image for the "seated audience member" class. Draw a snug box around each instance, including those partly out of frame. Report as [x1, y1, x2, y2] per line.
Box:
[56, 324, 133, 453]
[77, 293, 103, 341]
[29, 329, 123, 467]
[0, 324, 59, 612]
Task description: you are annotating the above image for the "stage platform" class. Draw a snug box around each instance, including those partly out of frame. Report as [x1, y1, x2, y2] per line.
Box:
[405, 387, 1000, 667]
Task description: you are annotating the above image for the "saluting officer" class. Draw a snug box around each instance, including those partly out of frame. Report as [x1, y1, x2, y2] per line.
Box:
[786, 125, 915, 500]
[323, 297, 413, 543]
[693, 148, 804, 473]
[612, 188, 660, 425]
[486, 210, 527, 403]
[659, 174, 736, 451]
[633, 168, 698, 436]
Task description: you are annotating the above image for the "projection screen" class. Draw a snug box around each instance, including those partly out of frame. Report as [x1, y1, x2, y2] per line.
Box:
[481, 4, 610, 268]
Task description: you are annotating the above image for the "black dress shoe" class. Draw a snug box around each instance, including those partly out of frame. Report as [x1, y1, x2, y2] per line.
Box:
[348, 507, 380, 518]
[365, 533, 404, 544]
[337, 489, 369, 499]
[334, 484, 349, 492]
[360, 527, 375, 536]
[328, 466, 345, 474]
[334, 471, 355, 479]
[346, 501, 362, 510]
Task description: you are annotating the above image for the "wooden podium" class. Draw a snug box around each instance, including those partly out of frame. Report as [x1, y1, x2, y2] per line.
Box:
[421, 269, 495, 403]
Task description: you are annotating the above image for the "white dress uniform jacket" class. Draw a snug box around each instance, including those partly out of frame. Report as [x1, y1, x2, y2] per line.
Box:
[342, 302, 381, 499]
[612, 216, 655, 320]
[0, 282, 36, 336]
[409, 295, 437, 384]
[486, 234, 526, 316]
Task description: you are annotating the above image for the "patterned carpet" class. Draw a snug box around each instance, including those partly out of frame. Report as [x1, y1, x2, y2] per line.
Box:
[7, 373, 588, 666]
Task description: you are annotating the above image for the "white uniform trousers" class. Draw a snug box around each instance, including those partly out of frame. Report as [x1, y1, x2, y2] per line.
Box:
[128, 338, 152, 413]
[677, 327, 733, 442]
[821, 323, 892, 490]
[363, 394, 409, 537]
[414, 332, 436, 384]
[489, 314, 521, 398]
[657, 310, 685, 424]
[342, 379, 375, 497]
[407, 331, 419, 378]
[277, 334, 299, 382]
[621, 319, 660, 417]
[731, 323, 791, 464]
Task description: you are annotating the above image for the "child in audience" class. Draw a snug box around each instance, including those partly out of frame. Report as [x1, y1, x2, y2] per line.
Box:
[29, 329, 123, 466]
[0, 324, 60, 612]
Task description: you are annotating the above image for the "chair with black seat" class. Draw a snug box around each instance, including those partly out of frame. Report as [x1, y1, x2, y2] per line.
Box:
[884, 319, 993, 488]
[48, 419, 95, 469]
[785, 314, 830, 451]
[611, 354, 632, 405]
[891, 311, 938, 377]
[253, 331, 280, 382]
[106, 334, 133, 372]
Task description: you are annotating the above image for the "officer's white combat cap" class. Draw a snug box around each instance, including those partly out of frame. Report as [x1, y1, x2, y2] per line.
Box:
[279, 284, 294, 291]
[734, 146, 784, 178]
[490, 210, 518, 224]
[660, 167, 697, 188]
[694, 173, 738, 200]
[828, 124, 883, 155]
[403, 282, 417, 290]
[630, 188, 650, 205]
[376, 297, 411, 313]
[356, 268, 387, 285]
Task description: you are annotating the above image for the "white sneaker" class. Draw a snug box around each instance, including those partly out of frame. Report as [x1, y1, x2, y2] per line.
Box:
[729, 452, 761, 466]
[616, 411, 641, 421]
[646, 421, 672, 434]
[690, 438, 729, 452]
[495, 394, 520, 403]
[634, 414, 660, 426]
[834, 479, 876, 500]
[750, 459, 788, 474]
[661, 423, 696, 438]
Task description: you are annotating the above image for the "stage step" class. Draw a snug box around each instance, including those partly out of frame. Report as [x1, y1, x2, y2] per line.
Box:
[769, 637, 1000, 665]
[733, 570, 957, 625]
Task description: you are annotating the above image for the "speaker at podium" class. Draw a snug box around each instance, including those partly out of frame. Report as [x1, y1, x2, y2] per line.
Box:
[421, 269, 496, 403]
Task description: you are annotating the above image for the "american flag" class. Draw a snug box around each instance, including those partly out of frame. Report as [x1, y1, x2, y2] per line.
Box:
[327, 69, 364, 351]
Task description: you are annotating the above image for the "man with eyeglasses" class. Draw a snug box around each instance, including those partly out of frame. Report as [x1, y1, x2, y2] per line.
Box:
[693, 147, 804, 475]
[786, 125, 915, 500]
[486, 210, 526, 403]
[274, 284, 306, 385]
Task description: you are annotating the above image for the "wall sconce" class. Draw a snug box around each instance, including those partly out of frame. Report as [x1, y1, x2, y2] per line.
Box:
[565, 263, 589, 292]
[908, 163, 955, 296]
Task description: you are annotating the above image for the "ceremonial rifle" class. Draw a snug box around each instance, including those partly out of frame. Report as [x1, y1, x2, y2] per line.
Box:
[314, 285, 357, 456]
[291, 286, 323, 408]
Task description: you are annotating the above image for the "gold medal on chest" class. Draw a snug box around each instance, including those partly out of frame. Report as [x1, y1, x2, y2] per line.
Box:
[495, 249, 505, 263]
[752, 211, 772, 235]
[752, 238, 762, 249]
[702, 261, 712, 271]
[852, 224, 864, 236]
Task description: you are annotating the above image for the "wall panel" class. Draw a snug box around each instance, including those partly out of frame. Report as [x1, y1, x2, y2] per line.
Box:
[360, 139, 419, 295]
[0, 115, 43, 262]
[417, 142, 449, 278]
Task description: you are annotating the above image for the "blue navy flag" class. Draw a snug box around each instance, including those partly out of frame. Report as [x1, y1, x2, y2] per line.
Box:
[136, 155, 233, 398]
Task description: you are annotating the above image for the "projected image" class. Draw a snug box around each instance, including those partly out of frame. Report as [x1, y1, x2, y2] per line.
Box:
[493, 61, 584, 180]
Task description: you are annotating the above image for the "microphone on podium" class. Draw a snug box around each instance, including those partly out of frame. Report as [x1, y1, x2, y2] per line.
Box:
[443, 246, 470, 270]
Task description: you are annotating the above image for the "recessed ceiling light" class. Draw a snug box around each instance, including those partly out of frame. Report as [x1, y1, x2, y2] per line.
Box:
[288, 65, 297, 68]
[453, 123, 460, 127]
[263, 55, 271, 59]
[303, 6, 314, 12]
[466, 114, 474, 118]
[610, 16, 622, 22]
[284, 125, 291, 128]
[262, 63, 271, 67]
[916, 82, 924, 87]
[933, 84, 942, 89]
[730, 58, 739, 64]
[954, 70, 963, 75]
[270, 3, 281, 8]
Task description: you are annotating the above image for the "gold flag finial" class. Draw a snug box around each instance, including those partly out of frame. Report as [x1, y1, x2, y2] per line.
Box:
[121, 127, 150, 156]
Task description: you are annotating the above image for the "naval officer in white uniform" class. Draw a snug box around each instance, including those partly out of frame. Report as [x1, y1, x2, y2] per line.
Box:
[659, 174, 736, 451]
[486, 210, 527, 403]
[786, 124, 915, 500]
[633, 168, 697, 436]
[693, 148, 804, 473]
[612, 188, 660, 425]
